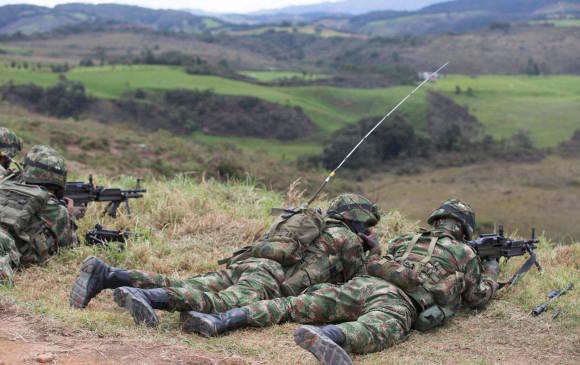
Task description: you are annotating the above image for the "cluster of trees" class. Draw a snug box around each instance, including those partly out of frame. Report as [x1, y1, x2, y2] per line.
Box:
[1, 80, 88, 118]
[312, 92, 545, 172]
[1, 81, 317, 140]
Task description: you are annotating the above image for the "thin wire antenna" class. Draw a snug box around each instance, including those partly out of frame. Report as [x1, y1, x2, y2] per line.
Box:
[306, 62, 449, 207]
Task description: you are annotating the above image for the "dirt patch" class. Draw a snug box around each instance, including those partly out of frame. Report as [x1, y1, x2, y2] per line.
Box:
[0, 305, 230, 365]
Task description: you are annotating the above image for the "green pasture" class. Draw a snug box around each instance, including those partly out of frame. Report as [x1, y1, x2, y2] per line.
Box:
[240, 70, 330, 82]
[0, 65, 579, 151]
[0, 65, 427, 133]
[432, 75, 580, 147]
[530, 19, 580, 28]
[195, 134, 321, 160]
[227, 25, 357, 38]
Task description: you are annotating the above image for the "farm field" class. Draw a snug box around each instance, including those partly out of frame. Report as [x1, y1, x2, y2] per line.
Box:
[1, 65, 579, 151]
[530, 19, 580, 27]
[240, 70, 330, 81]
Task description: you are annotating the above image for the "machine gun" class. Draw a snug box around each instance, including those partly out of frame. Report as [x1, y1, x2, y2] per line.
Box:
[64, 175, 146, 218]
[468, 226, 542, 286]
[531, 283, 574, 317]
[84, 224, 134, 247]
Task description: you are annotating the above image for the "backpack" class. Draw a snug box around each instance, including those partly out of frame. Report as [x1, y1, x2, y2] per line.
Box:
[0, 182, 51, 239]
[219, 208, 325, 267]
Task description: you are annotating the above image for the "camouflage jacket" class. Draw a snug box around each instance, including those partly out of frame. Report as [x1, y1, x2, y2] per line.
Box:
[14, 194, 78, 265]
[367, 228, 498, 311]
[279, 218, 367, 296]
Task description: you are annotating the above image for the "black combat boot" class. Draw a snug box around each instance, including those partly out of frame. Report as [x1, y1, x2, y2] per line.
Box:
[180, 308, 248, 337]
[113, 287, 171, 327]
[294, 325, 352, 365]
[70, 256, 132, 309]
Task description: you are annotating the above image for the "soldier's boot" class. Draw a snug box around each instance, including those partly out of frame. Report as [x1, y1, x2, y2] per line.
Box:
[70, 256, 132, 308]
[294, 325, 352, 365]
[0, 255, 14, 288]
[113, 287, 170, 327]
[180, 308, 248, 337]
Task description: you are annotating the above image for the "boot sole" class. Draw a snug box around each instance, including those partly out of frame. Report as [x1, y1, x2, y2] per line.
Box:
[180, 311, 219, 338]
[294, 326, 353, 365]
[114, 287, 159, 327]
[69, 256, 99, 309]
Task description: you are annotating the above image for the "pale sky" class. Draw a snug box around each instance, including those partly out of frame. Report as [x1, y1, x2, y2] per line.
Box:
[0, 1, 343, 13]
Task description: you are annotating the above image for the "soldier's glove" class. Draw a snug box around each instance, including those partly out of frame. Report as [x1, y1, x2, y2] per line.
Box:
[64, 198, 86, 220]
[358, 231, 381, 256]
[483, 258, 500, 278]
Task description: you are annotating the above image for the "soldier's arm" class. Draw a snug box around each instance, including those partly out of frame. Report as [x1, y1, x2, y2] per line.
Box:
[334, 228, 366, 280]
[461, 256, 499, 309]
[40, 199, 79, 247]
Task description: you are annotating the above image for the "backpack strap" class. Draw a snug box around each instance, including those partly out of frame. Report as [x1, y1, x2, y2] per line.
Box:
[420, 236, 439, 264]
[399, 233, 423, 262]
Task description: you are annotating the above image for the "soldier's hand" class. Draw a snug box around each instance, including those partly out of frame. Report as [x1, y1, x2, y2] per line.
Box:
[483, 259, 500, 278]
[64, 198, 86, 220]
[358, 230, 381, 255]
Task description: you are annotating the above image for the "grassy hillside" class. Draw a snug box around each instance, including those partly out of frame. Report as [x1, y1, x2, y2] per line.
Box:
[0, 177, 577, 364]
[434, 75, 580, 147]
[1, 65, 579, 151]
[0, 64, 429, 134]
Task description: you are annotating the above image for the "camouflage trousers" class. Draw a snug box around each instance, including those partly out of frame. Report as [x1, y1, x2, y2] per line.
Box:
[0, 227, 20, 266]
[0, 228, 18, 287]
[125, 258, 286, 313]
[241, 276, 417, 355]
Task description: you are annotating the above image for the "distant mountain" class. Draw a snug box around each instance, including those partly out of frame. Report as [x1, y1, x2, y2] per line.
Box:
[338, 0, 580, 36]
[0, 3, 226, 35]
[253, 0, 444, 15]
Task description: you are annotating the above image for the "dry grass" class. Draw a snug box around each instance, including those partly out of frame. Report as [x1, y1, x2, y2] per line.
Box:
[0, 177, 577, 364]
[364, 156, 580, 242]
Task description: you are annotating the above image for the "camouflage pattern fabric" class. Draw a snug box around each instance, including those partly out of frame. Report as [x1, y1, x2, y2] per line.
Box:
[15, 196, 78, 265]
[0, 227, 20, 266]
[0, 254, 14, 287]
[22, 145, 67, 190]
[0, 127, 23, 159]
[124, 258, 285, 313]
[427, 198, 476, 240]
[240, 276, 416, 354]
[0, 228, 19, 287]
[121, 223, 366, 313]
[367, 228, 498, 314]
[327, 194, 380, 229]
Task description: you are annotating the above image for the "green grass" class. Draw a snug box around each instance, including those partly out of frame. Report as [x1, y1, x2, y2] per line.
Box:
[240, 70, 330, 82]
[195, 134, 322, 160]
[0, 65, 425, 133]
[0, 44, 33, 56]
[227, 25, 359, 38]
[530, 19, 580, 28]
[432, 75, 580, 147]
[0, 176, 578, 364]
[1, 65, 579, 151]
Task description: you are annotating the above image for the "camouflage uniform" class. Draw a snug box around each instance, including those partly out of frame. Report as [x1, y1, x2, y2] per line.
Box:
[240, 277, 416, 354]
[0, 145, 77, 287]
[70, 193, 382, 331]
[117, 218, 368, 313]
[0, 127, 23, 180]
[185, 199, 498, 358]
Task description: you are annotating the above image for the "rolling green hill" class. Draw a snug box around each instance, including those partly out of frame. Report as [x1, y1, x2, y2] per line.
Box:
[1, 65, 579, 152]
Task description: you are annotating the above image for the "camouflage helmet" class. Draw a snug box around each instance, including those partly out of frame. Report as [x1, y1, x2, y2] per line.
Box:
[22, 145, 67, 191]
[0, 127, 22, 159]
[427, 198, 476, 240]
[327, 193, 380, 229]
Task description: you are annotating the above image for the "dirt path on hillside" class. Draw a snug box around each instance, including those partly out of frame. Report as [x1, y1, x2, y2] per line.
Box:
[0, 308, 239, 365]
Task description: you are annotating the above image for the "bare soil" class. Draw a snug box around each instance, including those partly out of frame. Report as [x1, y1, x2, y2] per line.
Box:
[0, 305, 233, 365]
